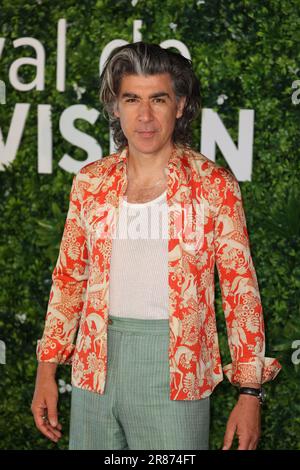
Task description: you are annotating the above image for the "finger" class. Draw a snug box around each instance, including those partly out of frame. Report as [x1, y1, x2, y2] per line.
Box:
[46, 398, 58, 428]
[248, 439, 258, 450]
[222, 425, 236, 450]
[44, 416, 63, 433]
[32, 409, 61, 442]
[43, 419, 62, 439]
[44, 417, 63, 435]
[36, 420, 60, 443]
[237, 439, 251, 450]
[44, 422, 62, 440]
[32, 404, 48, 429]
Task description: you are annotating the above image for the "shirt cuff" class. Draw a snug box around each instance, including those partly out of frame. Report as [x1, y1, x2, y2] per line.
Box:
[223, 356, 282, 386]
[36, 337, 75, 365]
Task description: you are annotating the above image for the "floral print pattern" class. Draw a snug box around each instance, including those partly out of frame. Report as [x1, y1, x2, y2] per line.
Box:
[37, 144, 281, 400]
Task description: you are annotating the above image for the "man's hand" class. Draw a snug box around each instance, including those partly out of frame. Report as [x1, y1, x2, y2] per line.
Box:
[222, 394, 261, 450]
[31, 362, 62, 444]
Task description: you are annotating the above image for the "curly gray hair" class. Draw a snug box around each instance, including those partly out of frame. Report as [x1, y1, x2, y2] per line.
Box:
[99, 42, 201, 150]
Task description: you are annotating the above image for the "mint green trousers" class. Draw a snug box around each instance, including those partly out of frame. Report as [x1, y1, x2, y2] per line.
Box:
[69, 315, 210, 450]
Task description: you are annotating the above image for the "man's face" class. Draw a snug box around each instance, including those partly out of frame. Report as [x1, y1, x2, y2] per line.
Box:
[113, 73, 186, 155]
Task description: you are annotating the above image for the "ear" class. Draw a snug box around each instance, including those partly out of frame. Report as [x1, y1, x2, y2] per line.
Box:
[176, 96, 186, 119]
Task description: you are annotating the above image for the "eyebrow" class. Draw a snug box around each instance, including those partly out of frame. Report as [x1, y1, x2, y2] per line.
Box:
[120, 92, 171, 100]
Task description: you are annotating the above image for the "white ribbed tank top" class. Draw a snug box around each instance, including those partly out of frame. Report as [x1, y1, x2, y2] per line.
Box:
[108, 189, 169, 319]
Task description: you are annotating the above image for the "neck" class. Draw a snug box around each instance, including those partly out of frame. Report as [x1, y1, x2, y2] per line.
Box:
[126, 141, 175, 182]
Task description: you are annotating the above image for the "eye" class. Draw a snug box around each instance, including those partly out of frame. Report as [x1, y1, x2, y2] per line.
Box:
[125, 98, 137, 103]
[153, 98, 165, 103]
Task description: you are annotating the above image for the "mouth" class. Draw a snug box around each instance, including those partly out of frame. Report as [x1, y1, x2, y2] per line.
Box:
[136, 130, 157, 138]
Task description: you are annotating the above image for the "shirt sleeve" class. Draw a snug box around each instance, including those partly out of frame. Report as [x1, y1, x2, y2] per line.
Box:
[213, 167, 282, 386]
[36, 174, 89, 365]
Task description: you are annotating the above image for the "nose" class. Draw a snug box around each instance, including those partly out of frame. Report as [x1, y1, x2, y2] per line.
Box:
[138, 101, 154, 122]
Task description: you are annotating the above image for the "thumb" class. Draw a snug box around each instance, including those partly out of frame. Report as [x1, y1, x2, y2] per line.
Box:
[222, 424, 236, 450]
[46, 396, 58, 428]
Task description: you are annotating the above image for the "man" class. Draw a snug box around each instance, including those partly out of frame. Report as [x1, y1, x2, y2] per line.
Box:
[31, 42, 281, 450]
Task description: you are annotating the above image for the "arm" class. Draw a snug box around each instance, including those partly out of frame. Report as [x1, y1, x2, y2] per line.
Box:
[32, 174, 89, 442]
[36, 174, 89, 364]
[214, 167, 281, 388]
[213, 167, 281, 449]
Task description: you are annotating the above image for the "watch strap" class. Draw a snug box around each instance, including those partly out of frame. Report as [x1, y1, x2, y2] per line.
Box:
[239, 387, 261, 396]
[239, 386, 265, 404]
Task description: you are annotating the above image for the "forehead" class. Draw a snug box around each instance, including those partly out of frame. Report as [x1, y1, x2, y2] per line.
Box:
[118, 73, 174, 94]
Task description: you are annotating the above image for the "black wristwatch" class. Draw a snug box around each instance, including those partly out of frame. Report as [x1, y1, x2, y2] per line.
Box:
[239, 386, 266, 405]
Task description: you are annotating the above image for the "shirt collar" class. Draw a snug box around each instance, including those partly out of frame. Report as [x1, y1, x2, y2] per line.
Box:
[113, 143, 191, 201]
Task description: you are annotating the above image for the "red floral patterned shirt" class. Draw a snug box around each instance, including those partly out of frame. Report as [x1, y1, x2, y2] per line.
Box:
[37, 143, 281, 399]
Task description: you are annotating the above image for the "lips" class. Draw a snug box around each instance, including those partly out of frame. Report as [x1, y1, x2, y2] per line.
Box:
[137, 130, 157, 137]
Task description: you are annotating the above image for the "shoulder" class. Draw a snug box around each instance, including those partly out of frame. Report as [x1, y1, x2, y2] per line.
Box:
[78, 151, 120, 178]
[72, 150, 121, 198]
[184, 145, 237, 185]
[182, 146, 242, 215]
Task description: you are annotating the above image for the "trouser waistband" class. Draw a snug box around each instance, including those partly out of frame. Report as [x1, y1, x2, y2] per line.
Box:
[108, 314, 169, 335]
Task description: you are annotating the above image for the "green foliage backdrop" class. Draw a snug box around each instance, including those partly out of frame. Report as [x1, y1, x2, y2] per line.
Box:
[0, 0, 299, 450]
